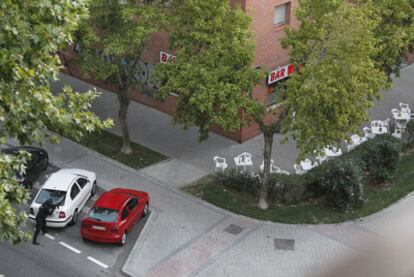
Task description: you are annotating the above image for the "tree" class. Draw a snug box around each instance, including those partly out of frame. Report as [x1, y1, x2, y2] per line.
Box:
[357, 0, 414, 79]
[281, 1, 389, 158]
[155, 0, 287, 210]
[76, 0, 165, 154]
[154, 0, 261, 141]
[0, 0, 112, 243]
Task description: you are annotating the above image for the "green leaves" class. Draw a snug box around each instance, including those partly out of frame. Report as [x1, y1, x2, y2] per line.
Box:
[77, 0, 166, 91]
[281, 1, 388, 159]
[154, 0, 261, 141]
[0, 0, 112, 243]
[359, 0, 414, 78]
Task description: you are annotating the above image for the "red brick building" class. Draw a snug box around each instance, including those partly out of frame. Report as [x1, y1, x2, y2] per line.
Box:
[62, 0, 299, 142]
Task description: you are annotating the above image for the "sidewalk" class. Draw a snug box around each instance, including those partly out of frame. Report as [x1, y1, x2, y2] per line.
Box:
[47, 64, 414, 277]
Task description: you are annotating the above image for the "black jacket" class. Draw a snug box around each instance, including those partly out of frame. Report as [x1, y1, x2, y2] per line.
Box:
[35, 202, 55, 225]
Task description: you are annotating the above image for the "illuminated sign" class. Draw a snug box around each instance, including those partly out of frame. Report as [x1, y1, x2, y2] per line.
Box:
[267, 63, 294, 85]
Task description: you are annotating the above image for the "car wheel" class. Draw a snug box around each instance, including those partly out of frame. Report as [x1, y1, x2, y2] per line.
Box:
[70, 210, 78, 226]
[91, 181, 97, 197]
[143, 203, 149, 217]
[118, 232, 127, 246]
[42, 156, 49, 171]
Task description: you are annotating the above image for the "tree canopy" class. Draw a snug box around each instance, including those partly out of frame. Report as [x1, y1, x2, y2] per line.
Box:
[0, 0, 112, 243]
[154, 0, 261, 141]
[77, 0, 165, 153]
[360, 0, 414, 78]
[281, 0, 389, 158]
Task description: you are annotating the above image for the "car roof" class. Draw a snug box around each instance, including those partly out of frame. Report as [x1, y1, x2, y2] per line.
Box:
[42, 171, 78, 191]
[2, 146, 45, 154]
[95, 191, 132, 211]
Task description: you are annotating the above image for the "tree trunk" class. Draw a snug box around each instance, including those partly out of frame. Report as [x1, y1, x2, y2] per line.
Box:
[258, 129, 273, 210]
[118, 93, 132, 154]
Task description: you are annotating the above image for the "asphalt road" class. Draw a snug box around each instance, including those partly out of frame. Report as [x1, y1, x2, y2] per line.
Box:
[0, 165, 149, 277]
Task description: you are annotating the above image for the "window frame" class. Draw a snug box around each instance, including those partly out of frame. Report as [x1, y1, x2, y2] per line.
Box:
[76, 177, 88, 189]
[274, 2, 290, 27]
[126, 198, 138, 211]
[121, 206, 130, 220]
[70, 183, 81, 200]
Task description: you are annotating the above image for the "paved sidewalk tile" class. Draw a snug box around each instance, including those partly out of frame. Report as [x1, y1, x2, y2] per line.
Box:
[194, 223, 355, 277]
[143, 218, 257, 277]
[139, 159, 208, 188]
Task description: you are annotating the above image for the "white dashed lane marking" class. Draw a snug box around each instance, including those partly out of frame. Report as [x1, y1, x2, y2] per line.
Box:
[87, 256, 109, 269]
[59, 241, 81, 254]
[45, 234, 55, 240]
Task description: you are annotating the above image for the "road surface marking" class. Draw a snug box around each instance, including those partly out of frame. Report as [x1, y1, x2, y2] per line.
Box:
[59, 242, 81, 254]
[87, 256, 109, 269]
[45, 234, 55, 240]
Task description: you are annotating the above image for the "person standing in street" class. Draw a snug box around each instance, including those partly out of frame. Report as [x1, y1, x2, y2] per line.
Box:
[32, 199, 54, 245]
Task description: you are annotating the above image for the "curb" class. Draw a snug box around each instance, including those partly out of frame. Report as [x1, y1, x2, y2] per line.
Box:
[121, 210, 158, 277]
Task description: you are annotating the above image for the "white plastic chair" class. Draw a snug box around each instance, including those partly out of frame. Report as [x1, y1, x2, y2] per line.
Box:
[294, 164, 305, 175]
[347, 134, 367, 151]
[234, 152, 253, 175]
[278, 169, 290, 175]
[300, 158, 317, 171]
[315, 154, 328, 164]
[371, 120, 388, 135]
[323, 146, 342, 157]
[260, 159, 281, 174]
[399, 102, 410, 114]
[363, 127, 376, 139]
[392, 108, 410, 121]
[213, 156, 228, 173]
[392, 127, 404, 139]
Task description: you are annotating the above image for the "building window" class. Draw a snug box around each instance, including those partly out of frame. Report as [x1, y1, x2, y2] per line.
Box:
[274, 3, 289, 26]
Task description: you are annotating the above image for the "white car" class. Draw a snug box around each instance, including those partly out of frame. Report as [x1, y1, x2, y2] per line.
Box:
[29, 168, 97, 228]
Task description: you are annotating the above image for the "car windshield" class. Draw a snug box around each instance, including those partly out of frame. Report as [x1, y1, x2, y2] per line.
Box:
[88, 207, 118, 223]
[35, 189, 66, 206]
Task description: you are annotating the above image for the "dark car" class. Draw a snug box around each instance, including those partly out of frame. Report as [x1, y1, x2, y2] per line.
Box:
[2, 146, 49, 188]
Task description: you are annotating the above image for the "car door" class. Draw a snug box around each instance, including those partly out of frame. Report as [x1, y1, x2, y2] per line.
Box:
[26, 151, 41, 183]
[118, 205, 131, 233]
[126, 198, 140, 226]
[69, 182, 82, 215]
[76, 177, 90, 210]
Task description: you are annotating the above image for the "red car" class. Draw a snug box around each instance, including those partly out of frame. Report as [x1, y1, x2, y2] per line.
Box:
[81, 188, 149, 246]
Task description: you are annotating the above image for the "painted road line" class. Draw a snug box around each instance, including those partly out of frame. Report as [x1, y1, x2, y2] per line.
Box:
[45, 234, 55, 240]
[87, 256, 109, 269]
[59, 242, 81, 254]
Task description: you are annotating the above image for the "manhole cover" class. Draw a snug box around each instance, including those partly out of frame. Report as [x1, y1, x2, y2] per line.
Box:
[223, 224, 243, 235]
[274, 238, 295, 251]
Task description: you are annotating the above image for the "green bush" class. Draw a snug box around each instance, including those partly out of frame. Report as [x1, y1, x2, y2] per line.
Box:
[355, 134, 402, 183]
[323, 159, 364, 212]
[268, 174, 307, 204]
[215, 169, 261, 198]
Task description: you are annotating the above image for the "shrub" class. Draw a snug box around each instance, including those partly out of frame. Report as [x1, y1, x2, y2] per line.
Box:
[356, 134, 402, 183]
[268, 174, 307, 204]
[323, 159, 364, 212]
[215, 169, 261, 198]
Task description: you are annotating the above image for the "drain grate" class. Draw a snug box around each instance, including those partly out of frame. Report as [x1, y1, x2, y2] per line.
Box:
[274, 238, 295, 251]
[223, 224, 243, 235]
